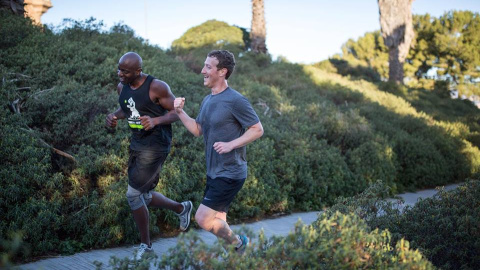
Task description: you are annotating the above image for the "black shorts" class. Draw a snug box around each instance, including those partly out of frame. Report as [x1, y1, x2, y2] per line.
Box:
[128, 148, 168, 193]
[202, 176, 246, 213]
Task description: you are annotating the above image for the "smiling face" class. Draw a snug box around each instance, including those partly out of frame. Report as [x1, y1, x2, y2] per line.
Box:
[117, 53, 142, 85]
[117, 64, 138, 85]
[201, 56, 226, 89]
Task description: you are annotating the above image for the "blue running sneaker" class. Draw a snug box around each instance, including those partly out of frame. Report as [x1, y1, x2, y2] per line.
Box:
[235, 235, 249, 255]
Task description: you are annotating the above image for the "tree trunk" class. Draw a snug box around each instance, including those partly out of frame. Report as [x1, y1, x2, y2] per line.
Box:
[388, 47, 404, 82]
[0, 0, 25, 15]
[23, 0, 53, 24]
[250, 0, 267, 53]
[378, 0, 414, 84]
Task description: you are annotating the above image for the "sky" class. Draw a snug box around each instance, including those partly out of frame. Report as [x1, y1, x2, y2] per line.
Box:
[41, 0, 480, 64]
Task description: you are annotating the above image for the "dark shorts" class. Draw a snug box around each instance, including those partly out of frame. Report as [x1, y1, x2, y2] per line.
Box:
[202, 176, 246, 213]
[128, 148, 168, 193]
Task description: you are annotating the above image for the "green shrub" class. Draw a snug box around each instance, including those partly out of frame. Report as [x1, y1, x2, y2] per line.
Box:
[2, 10, 480, 264]
[393, 180, 480, 269]
[347, 141, 398, 191]
[102, 212, 433, 270]
[0, 232, 27, 269]
[393, 133, 452, 190]
[319, 57, 382, 82]
[321, 107, 374, 150]
[328, 180, 480, 270]
[325, 181, 403, 229]
[286, 140, 359, 209]
[232, 138, 290, 218]
[0, 10, 41, 51]
[0, 123, 65, 259]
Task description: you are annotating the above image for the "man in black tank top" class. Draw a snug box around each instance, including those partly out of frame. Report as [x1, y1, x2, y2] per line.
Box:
[105, 52, 192, 260]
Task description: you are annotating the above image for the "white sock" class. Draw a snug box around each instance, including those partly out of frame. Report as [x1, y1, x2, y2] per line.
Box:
[235, 235, 242, 248]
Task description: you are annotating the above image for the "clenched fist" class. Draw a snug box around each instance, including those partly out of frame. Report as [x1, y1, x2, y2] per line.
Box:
[213, 142, 233, 154]
[106, 113, 118, 128]
[174, 97, 185, 114]
[139, 115, 156, 130]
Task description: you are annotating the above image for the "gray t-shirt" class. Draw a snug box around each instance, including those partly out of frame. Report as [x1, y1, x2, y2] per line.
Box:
[196, 87, 260, 179]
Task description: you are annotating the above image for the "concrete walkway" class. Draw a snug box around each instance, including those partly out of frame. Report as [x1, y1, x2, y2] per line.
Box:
[17, 183, 460, 270]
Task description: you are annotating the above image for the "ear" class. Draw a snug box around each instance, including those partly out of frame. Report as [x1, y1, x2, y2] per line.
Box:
[218, 67, 228, 78]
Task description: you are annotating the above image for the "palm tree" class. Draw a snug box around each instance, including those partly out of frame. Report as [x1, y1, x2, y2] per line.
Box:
[250, 0, 267, 53]
[378, 0, 415, 84]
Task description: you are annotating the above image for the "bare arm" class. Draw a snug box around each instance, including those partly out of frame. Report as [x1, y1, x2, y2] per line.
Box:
[105, 83, 127, 128]
[140, 80, 180, 130]
[174, 97, 203, 137]
[212, 121, 264, 154]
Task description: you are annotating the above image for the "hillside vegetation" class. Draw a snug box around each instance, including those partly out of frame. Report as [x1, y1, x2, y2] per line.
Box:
[1, 11, 479, 267]
[329, 11, 480, 97]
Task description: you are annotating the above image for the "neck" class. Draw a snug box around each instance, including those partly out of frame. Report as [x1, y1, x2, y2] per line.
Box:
[130, 73, 145, 89]
[211, 80, 228, 95]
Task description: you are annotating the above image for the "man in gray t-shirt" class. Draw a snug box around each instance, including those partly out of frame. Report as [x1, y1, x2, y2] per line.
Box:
[174, 50, 264, 254]
[196, 87, 260, 180]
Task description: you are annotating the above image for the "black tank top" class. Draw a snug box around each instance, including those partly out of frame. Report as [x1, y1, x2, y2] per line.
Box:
[119, 75, 172, 153]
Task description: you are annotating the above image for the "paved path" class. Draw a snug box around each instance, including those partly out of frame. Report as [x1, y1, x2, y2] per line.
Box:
[396, 183, 459, 206]
[16, 183, 460, 270]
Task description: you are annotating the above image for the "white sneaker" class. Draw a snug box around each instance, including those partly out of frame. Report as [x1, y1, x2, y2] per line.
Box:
[177, 201, 193, 231]
[133, 243, 153, 261]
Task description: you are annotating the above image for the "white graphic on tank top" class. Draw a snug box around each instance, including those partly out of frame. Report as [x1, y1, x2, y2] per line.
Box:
[126, 97, 143, 129]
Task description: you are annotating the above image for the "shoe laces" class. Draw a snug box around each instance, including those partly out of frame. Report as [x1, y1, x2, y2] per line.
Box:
[179, 202, 189, 219]
[137, 243, 150, 258]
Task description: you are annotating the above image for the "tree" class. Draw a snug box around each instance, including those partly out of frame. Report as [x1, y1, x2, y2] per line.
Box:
[171, 20, 244, 51]
[338, 11, 480, 95]
[250, 0, 267, 53]
[429, 11, 480, 85]
[341, 31, 389, 80]
[378, 0, 415, 84]
[170, 19, 245, 72]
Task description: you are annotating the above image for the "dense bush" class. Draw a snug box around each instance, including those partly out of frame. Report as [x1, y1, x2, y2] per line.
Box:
[305, 67, 478, 191]
[394, 180, 480, 269]
[101, 212, 433, 270]
[347, 140, 398, 191]
[327, 180, 480, 270]
[325, 181, 405, 234]
[0, 122, 64, 258]
[0, 13, 204, 261]
[315, 57, 383, 82]
[1, 11, 480, 264]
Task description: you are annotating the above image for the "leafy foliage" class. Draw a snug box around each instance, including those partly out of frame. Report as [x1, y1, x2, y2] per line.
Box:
[170, 20, 246, 72]
[171, 19, 245, 51]
[328, 180, 480, 270]
[393, 180, 480, 269]
[102, 213, 433, 270]
[1, 12, 480, 266]
[337, 11, 480, 96]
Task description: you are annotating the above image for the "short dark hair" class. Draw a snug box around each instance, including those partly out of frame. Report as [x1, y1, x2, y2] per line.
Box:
[207, 50, 236, 79]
